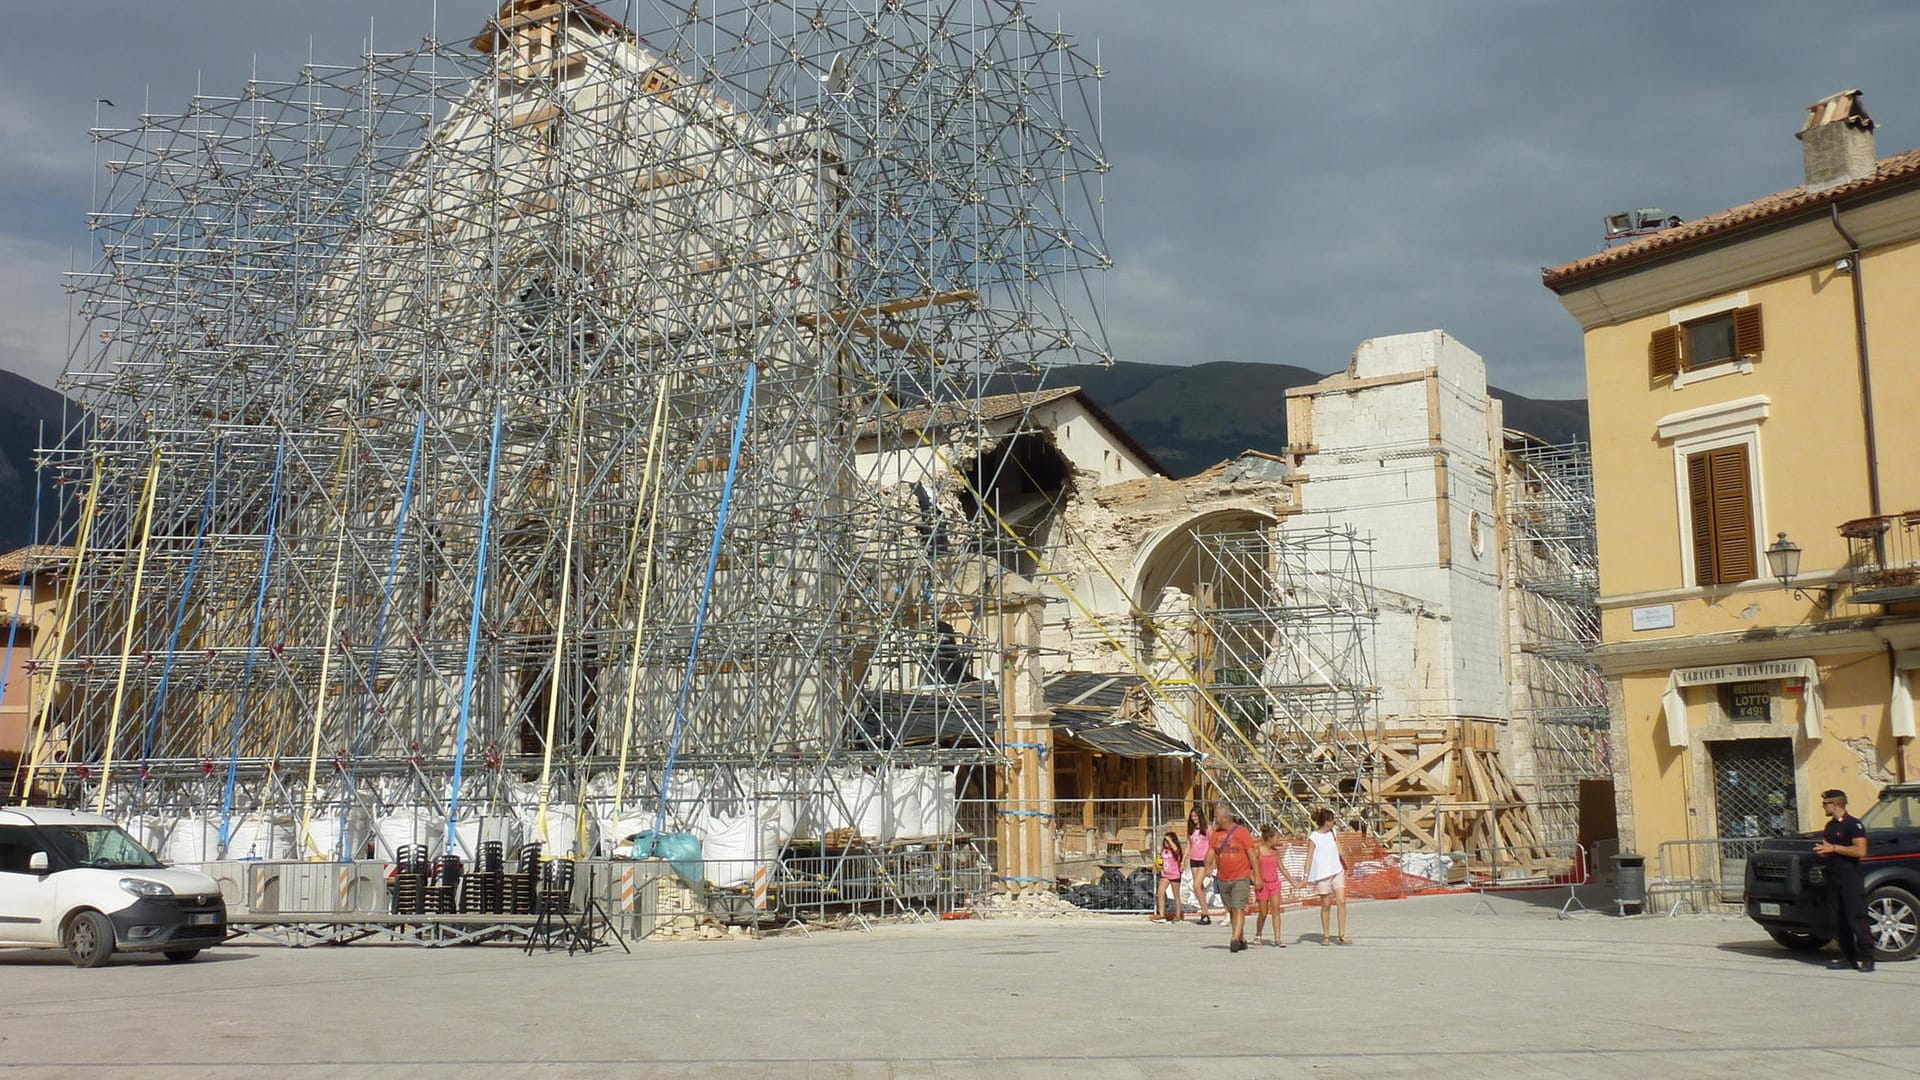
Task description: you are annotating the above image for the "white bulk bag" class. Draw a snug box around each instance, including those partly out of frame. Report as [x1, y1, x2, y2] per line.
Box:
[165, 815, 218, 865]
[886, 769, 927, 839]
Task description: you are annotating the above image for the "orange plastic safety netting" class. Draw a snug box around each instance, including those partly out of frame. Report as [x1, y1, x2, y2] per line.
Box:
[1265, 832, 1453, 907]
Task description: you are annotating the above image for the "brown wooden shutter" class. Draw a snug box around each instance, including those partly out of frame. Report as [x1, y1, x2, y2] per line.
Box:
[1732, 304, 1764, 358]
[1688, 453, 1717, 584]
[1707, 445, 1755, 581]
[1649, 325, 1684, 380]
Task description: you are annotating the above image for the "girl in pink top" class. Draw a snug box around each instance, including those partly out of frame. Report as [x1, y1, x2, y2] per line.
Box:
[1152, 830, 1185, 922]
[1186, 807, 1213, 925]
[1254, 823, 1294, 947]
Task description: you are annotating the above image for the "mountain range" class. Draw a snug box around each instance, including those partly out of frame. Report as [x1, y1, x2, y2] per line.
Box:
[0, 361, 1588, 549]
[1004, 360, 1590, 478]
[0, 369, 68, 551]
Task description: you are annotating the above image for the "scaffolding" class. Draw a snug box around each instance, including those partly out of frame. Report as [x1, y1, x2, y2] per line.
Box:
[1505, 440, 1608, 846]
[1185, 525, 1381, 832]
[15, 0, 1112, 896]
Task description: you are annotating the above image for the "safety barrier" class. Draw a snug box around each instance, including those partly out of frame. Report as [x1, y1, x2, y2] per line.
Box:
[1648, 836, 1768, 916]
[1428, 841, 1592, 918]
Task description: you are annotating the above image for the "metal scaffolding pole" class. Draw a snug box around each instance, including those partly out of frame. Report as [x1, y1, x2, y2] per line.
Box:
[1186, 525, 1382, 832]
[1505, 440, 1608, 847]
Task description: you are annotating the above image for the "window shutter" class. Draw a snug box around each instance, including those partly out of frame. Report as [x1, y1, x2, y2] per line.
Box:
[1688, 453, 1717, 585]
[1732, 304, 1764, 359]
[1649, 325, 1684, 380]
[1708, 445, 1755, 583]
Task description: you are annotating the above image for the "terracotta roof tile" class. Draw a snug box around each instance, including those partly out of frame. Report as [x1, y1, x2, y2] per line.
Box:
[1542, 146, 1920, 290]
[0, 546, 72, 579]
[880, 386, 1081, 432]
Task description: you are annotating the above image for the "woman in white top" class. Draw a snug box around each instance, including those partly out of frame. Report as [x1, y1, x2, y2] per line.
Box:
[1306, 808, 1352, 945]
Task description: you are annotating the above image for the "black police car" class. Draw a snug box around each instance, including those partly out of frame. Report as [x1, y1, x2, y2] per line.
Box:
[1743, 783, 1920, 961]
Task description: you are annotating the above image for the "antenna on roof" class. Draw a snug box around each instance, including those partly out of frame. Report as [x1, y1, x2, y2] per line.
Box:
[1601, 208, 1680, 247]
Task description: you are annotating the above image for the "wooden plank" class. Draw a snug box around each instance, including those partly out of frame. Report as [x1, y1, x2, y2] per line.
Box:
[1376, 742, 1454, 797]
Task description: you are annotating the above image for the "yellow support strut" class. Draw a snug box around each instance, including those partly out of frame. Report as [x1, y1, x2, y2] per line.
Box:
[94, 450, 165, 814]
[613, 378, 672, 815]
[534, 390, 588, 850]
[17, 456, 106, 805]
[299, 433, 356, 858]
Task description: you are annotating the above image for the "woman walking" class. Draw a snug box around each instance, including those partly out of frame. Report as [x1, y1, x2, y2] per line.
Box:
[1152, 830, 1186, 922]
[1186, 807, 1213, 925]
[1306, 808, 1351, 945]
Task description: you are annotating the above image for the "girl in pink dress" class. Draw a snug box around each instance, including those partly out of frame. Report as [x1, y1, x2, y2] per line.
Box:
[1152, 830, 1185, 922]
[1253, 823, 1293, 947]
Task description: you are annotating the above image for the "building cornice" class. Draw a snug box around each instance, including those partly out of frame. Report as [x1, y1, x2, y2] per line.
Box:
[1593, 616, 1920, 675]
[1654, 395, 1770, 442]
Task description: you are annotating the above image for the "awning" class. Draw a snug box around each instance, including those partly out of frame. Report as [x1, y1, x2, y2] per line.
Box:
[1661, 657, 1822, 746]
[1059, 721, 1193, 759]
[1043, 671, 1195, 758]
[1894, 652, 1919, 740]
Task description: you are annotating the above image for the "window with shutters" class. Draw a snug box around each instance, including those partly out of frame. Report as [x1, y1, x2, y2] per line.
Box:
[1650, 304, 1764, 383]
[1685, 444, 1757, 585]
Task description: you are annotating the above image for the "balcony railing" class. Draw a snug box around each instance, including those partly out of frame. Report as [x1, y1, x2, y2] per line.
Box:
[1840, 511, 1920, 605]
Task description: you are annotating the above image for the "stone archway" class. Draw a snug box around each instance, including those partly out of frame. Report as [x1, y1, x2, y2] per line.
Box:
[1128, 505, 1279, 662]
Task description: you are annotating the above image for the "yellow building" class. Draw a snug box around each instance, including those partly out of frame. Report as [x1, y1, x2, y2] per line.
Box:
[1543, 90, 1920, 864]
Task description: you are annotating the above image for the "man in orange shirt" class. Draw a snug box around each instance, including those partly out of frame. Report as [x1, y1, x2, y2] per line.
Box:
[1203, 801, 1256, 953]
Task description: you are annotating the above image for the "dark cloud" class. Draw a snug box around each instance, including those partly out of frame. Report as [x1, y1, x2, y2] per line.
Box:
[4, 1, 1919, 396]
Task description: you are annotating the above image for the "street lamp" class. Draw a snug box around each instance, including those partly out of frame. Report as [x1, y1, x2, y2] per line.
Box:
[1765, 532, 1801, 585]
[1766, 532, 1832, 609]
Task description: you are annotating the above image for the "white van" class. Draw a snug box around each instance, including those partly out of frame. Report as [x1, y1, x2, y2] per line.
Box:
[0, 807, 227, 967]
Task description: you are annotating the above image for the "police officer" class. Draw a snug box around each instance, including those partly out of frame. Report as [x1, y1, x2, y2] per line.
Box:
[1813, 788, 1873, 972]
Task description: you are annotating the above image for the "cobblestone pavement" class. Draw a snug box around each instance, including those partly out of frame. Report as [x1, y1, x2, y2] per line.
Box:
[2, 892, 1913, 1078]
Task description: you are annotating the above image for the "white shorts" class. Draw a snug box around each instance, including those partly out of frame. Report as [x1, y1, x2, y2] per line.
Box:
[1311, 872, 1345, 897]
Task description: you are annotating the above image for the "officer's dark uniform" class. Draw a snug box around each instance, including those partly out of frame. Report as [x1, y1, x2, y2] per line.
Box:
[1822, 811, 1873, 964]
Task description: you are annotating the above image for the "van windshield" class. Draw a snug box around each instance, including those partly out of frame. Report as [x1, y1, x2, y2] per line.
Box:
[39, 825, 164, 870]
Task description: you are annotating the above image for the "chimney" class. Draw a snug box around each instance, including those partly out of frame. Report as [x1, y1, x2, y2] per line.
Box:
[1797, 89, 1877, 191]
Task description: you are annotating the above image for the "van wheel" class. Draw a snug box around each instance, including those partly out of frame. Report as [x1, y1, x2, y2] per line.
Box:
[162, 950, 201, 963]
[1867, 884, 1920, 961]
[1767, 928, 1830, 952]
[64, 911, 115, 969]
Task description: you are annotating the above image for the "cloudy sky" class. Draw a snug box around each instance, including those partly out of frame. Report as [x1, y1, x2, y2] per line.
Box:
[4, 1, 1919, 398]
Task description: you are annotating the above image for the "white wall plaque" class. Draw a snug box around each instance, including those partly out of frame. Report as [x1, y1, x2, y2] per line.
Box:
[1631, 604, 1676, 631]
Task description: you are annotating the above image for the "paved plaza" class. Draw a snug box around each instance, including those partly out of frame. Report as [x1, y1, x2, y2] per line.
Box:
[1, 892, 1914, 1078]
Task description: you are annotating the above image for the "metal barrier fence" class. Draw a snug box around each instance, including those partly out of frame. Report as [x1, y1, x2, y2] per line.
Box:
[1649, 836, 1768, 916]
[1427, 841, 1593, 918]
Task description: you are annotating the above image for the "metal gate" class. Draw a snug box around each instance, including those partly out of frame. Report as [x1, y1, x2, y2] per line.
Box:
[1710, 738, 1798, 838]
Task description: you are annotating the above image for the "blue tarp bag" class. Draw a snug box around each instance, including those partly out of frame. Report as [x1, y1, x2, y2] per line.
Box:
[628, 830, 704, 883]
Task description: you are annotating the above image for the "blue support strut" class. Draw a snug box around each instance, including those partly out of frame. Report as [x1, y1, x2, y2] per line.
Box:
[655, 363, 756, 833]
[141, 443, 220, 772]
[337, 414, 427, 857]
[444, 405, 504, 855]
[219, 439, 288, 853]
